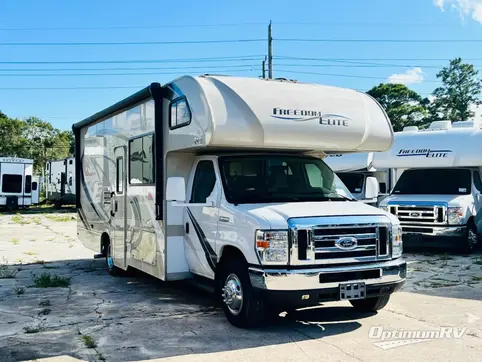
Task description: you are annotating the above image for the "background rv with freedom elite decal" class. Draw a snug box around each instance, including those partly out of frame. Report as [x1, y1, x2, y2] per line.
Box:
[0, 157, 41, 209]
[73, 75, 406, 327]
[376, 121, 482, 253]
[45, 157, 76, 208]
[324, 152, 395, 205]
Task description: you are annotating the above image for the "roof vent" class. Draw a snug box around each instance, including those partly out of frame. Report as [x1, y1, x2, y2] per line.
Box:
[452, 121, 474, 128]
[427, 120, 452, 131]
[402, 126, 419, 132]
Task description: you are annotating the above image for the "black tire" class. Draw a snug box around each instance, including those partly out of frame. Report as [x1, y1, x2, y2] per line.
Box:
[218, 259, 264, 328]
[106, 242, 124, 276]
[461, 224, 478, 254]
[350, 295, 390, 312]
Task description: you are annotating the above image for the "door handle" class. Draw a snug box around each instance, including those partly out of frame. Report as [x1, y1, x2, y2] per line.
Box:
[185, 222, 190, 234]
[114, 201, 118, 212]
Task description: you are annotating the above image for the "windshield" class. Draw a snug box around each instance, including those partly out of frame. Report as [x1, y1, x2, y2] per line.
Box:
[218, 155, 354, 204]
[337, 173, 365, 194]
[392, 168, 471, 195]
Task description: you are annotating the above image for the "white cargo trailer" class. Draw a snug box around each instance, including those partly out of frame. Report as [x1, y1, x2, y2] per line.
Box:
[73, 76, 406, 327]
[0, 157, 37, 209]
[324, 152, 396, 205]
[376, 121, 482, 252]
[45, 157, 76, 207]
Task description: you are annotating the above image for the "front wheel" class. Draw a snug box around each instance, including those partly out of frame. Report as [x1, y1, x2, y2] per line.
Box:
[461, 225, 478, 254]
[219, 259, 264, 328]
[349, 295, 390, 312]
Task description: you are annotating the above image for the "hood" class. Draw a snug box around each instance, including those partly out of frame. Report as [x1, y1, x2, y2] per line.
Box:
[235, 201, 398, 229]
[380, 194, 473, 208]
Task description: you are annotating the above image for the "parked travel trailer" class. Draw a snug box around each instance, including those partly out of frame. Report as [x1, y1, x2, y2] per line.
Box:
[376, 121, 482, 252]
[73, 76, 406, 327]
[45, 157, 76, 207]
[324, 152, 395, 205]
[0, 157, 38, 209]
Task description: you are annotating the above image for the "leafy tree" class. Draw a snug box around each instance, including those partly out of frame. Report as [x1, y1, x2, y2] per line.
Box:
[367, 83, 428, 131]
[432, 57, 482, 122]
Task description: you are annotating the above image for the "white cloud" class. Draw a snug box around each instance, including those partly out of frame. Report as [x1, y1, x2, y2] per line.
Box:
[387, 67, 424, 85]
[433, 0, 482, 24]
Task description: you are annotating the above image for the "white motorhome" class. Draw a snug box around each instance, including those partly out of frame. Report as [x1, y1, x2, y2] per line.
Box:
[73, 76, 406, 327]
[376, 121, 482, 253]
[45, 157, 76, 207]
[324, 152, 395, 205]
[0, 157, 40, 209]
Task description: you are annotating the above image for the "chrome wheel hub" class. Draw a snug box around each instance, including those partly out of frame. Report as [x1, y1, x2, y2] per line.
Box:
[222, 274, 243, 316]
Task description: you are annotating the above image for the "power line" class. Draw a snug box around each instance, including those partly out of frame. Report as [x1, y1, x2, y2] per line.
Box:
[0, 39, 265, 46]
[0, 86, 143, 90]
[277, 38, 482, 43]
[0, 64, 259, 72]
[277, 56, 482, 61]
[0, 56, 263, 65]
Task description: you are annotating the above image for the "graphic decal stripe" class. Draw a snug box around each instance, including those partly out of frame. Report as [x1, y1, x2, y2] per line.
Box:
[186, 208, 217, 271]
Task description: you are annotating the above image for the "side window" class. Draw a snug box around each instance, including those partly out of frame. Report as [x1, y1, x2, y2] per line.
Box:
[190, 161, 216, 203]
[116, 157, 124, 194]
[304, 163, 323, 188]
[25, 175, 32, 193]
[474, 171, 482, 192]
[129, 134, 155, 184]
[2, 174, 22, 193]
[169, 97, 191, 129]
[32, 182, 38, 191]
[69, 160, 73, 165]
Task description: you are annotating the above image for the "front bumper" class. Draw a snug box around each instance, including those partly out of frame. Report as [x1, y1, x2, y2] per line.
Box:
[249, 258, 406, 291]
[402, 224, 466, 237]
[402, 225, 467, 248]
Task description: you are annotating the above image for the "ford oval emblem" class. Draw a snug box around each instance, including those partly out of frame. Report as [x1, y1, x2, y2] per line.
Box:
[410, 212, 421, 217]
[335, 237, 358, 250]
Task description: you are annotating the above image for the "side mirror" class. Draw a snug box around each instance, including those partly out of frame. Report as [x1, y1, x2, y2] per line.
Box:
[365, 176, 379, 200]
[166, 177, 186, 202]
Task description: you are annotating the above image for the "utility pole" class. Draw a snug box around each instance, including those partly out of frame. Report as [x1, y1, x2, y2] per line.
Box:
[262, 56, 266, 78]
[268, 21, 273, 79]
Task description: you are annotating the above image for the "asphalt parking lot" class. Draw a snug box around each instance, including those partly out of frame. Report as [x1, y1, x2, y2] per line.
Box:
[0, 211, 481, 362]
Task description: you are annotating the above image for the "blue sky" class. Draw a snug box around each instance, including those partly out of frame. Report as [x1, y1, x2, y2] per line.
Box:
[1, 0, 482, 130]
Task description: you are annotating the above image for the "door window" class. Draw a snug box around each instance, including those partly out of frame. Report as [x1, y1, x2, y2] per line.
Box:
[190, 161, 216, 203]
[25, 175, 32, 193]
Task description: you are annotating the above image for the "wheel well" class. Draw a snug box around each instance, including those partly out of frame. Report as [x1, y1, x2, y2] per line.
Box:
[215, 246, 247, 293]
[467, 216, 475, 229]
[100, 233, 110, 257]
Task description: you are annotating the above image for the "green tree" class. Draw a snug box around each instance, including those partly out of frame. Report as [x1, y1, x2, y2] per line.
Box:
[432, 57, 482, 122]
[367, 83, 428, 131]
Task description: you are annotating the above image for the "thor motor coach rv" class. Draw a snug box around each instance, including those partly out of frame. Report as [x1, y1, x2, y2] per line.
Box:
[0, 157, 40, 209]
[73, 75, 406, 327]
[324, 152, 395, 205]
[376, 121, 482, 253]
[45, 157, 76, 207]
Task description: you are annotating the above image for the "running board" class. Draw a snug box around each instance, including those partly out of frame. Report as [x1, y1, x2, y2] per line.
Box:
[93, 254, 104, 259]
[186, 275, 216, 294]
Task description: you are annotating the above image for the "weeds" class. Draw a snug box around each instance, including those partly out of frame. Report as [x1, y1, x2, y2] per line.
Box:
[23, 251, 38, 256]
[39, 299, 51, 307]
[46, 214, 74, 222]
[10, 238, 20, 245]
[0, 259, 17, 279]
[32, 260, 45, 265]
[465, 265, 472, 270]
[473, 258, 482, 266]
[38, 308, 51, 316]
[31, 216, 42, 225]
[81, 335, 97, 348]
[14, 286, 25, 295]
[24, 325, 43, 334]
[471, 276, 482, 282]
[33, 273, 71, 288]
[11, 214, 30, 225]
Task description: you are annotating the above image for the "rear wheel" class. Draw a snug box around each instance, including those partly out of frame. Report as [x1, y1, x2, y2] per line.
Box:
[350, 295, 390, 312]
[219, 259, 264, 328]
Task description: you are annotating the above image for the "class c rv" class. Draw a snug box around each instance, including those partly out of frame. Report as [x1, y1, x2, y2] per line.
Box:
[324, 152, 395, 206]
[0, 157, 40, 209]
[73, 75, 406, 328]
[45, 157, 76, 207]
[376, 121, 482, 253]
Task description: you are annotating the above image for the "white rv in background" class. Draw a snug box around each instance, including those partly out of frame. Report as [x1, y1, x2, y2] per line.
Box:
[0, 157, 39, 209]
[45, 157, 76, 207]
[73, 76, 406, 328]
[325, 152, 396, 205]
[377, 121, 482, 253]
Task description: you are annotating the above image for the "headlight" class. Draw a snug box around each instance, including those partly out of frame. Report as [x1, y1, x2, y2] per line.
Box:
[391, 224, 403, 259]
[447, 207, 464, 225]
[255, 230, 289, 264]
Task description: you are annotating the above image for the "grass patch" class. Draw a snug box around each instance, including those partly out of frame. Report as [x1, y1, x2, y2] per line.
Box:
[14, 286, 25, 295]
[0, 259, 17, 279]
[24, 325, 43, 334]
[38, 308, 51, 316]
[39, 299, 51, 307]
[471, 276, 482, 282]
[10, 238, 20, 245]
[81, 335, 97, 349]
[429, 281, 460, 288]
[23, 251, 38, 256]
[33, 272, 71, 288]
[465, 265, 472, 270]
[46, 214, 74, 222]
[473, 258, 482, 266]
[32, 260, 45, 265]
[31, 216, 42, 225]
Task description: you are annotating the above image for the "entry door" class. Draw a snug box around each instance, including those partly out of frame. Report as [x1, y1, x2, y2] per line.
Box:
[112, 147, 127, 269]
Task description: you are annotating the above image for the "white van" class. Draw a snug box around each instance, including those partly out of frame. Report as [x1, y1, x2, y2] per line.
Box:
[73, 76, 406, 327]
[324, 152, 395, 205]
[0, 157, 38, 209]
[376, 121, 482, 253]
